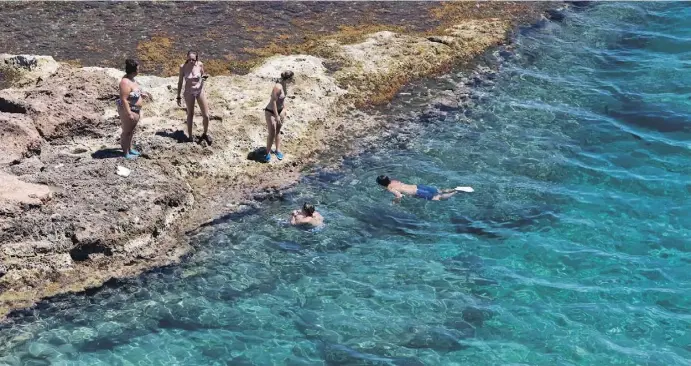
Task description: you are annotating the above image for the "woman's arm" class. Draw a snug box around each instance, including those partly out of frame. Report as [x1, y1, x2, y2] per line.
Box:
[176, 65, 184, 106]
[272, 85, 280, 120]
[119, 79, 133, 118]
[141, 83, 153, 102]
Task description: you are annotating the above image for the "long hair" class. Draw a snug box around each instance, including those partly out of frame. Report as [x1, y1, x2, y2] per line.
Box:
[185, 50, 199, 64]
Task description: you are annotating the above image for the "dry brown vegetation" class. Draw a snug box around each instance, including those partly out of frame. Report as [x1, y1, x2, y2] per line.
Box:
[136, 35, 180, 76]
[132, 2, 552, 107]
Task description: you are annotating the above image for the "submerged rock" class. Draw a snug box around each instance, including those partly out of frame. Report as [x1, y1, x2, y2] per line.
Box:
[403, 325, 469, 352]
[432, 95, 460, 112]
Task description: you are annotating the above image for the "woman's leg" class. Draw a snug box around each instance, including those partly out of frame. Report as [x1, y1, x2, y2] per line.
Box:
[118, 106, 134, 155]
[184, 93, 196, 141]
[274, 109, 286, 153]
[265, 111, 276, 156]
[197, 92, 210, 137]
[128, 111, 141, 153]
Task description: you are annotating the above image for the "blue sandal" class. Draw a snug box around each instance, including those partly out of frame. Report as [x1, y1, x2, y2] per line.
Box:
[124, 153, 138, 160]
[129, 148, 141, 156]
[275, 151, 284, 160]
[264, 153, 271, 162]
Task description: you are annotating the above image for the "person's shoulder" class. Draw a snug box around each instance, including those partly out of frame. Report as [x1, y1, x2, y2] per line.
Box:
[119, 77, 130, 87]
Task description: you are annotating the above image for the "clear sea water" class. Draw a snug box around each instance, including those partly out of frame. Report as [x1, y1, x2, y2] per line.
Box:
[1, 2, 690, 365]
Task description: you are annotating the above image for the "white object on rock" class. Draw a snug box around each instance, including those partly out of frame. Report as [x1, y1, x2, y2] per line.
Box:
[116, 166, 131, 177]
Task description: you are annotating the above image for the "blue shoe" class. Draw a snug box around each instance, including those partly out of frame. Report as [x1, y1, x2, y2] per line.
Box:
[264, 153, 271, 163]
[129, 149, 141, 156]
[275, 151, 284, 160]
[124, 153, 138, 160]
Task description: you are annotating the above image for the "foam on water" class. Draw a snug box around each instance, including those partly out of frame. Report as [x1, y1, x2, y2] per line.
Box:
[1, 2, 690, 365]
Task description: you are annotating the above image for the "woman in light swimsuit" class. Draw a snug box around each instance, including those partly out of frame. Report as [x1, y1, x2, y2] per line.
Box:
[262, 70, 294, 162]
[176, 50, 211, 144]
[117, 59, 148, 160]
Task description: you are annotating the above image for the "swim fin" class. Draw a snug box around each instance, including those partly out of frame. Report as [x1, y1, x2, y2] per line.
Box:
[455, 186, 474, 193]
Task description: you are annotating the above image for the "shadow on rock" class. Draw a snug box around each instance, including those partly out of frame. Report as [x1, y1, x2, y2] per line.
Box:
[155, 129, 189, 143]
[247, 147, 270, 163]
[91, 148, 122, 159]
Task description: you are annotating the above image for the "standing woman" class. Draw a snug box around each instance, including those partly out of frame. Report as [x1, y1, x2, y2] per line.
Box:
[176, 50, 212, 144]
[117, 59, 145, 160]
[263, 70, 294, 162]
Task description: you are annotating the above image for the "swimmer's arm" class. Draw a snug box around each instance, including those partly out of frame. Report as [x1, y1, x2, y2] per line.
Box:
[388, 187, 403, 203]
[292, 215, 311, 225]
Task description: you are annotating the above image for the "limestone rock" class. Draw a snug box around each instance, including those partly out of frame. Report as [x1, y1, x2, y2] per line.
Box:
[0, 54, 60, 87]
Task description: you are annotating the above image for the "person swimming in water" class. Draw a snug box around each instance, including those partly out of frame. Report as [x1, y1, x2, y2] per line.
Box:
[290, 203, 323, 227]
[263, 70, 294, 162]
[176, 50, 211, 145]
[376, 175, 472, 202]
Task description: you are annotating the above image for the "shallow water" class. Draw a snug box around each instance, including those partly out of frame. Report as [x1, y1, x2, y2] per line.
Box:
[1, 2, 690, 365]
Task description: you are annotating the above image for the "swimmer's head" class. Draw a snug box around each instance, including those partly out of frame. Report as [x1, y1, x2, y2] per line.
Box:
[281, 70, 294, 82]
[376, 175, 391, 187]
[302, 203, 315, 217]
[125, 59, 139, 76]
[186, 50, 199, 63]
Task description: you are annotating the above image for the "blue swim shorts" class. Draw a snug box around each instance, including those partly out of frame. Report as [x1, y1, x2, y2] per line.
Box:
[415, 185, 439, 200]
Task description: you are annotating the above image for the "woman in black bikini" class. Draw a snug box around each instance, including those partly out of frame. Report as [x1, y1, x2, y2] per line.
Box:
[176, 50, 211, 144]
[263, 70, 294, 162]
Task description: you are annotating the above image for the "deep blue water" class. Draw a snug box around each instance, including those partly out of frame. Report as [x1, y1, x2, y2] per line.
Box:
[1, 2, 690, 365]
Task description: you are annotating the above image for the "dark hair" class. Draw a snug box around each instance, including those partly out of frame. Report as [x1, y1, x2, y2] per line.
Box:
[281, 70, 294, 81]
[302, 203, 315, 217]
[125, 59, 139, 75]
[186, 50, 199, 63]
[376, 175, 391, 187]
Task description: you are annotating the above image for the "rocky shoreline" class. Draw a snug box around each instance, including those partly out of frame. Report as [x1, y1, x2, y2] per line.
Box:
[0, 5, 565, 319]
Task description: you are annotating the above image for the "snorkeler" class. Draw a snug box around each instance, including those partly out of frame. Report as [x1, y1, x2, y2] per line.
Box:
[376, 175, 474, 202]
[290, 203, 324, 227]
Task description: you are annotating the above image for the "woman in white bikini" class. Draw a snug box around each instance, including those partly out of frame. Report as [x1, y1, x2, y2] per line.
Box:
[262, 70, 294, 162]
[117, 59, 150, 160]
[176, 50, 212, 145]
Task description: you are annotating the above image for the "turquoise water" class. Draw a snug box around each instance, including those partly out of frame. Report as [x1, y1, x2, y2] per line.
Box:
[1, 2, 690, 365]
